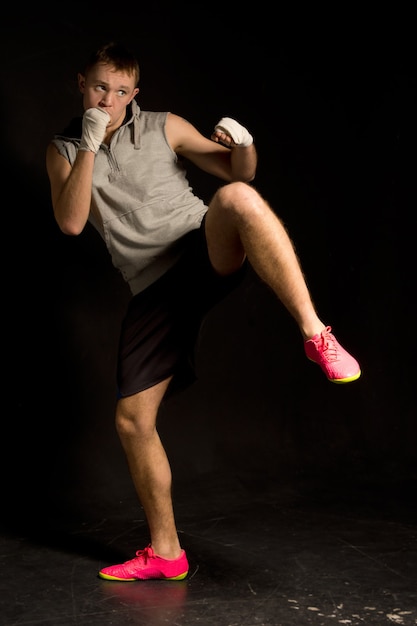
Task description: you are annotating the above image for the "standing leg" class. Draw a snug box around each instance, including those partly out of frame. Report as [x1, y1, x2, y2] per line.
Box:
[115, 378, 181, 558]
[98, 377, 189, 581]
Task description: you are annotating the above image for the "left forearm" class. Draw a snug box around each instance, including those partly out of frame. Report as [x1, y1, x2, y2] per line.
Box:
[230, 143, 257, 182]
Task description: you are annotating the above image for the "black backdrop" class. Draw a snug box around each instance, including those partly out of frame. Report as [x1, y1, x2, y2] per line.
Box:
[3, 6, 416, 523]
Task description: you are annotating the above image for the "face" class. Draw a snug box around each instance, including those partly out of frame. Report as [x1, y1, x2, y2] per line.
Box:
[78, 63, 139, 131]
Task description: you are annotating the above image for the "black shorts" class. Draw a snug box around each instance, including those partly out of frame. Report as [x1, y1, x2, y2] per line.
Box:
[117, 217, 247, 399]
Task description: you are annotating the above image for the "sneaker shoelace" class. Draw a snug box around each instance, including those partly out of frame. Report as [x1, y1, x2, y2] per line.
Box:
[134, 546, 153, 563]
[318, 326, 339, 362]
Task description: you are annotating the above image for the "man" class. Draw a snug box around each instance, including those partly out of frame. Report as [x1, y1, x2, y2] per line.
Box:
[46, 41, 361, 582]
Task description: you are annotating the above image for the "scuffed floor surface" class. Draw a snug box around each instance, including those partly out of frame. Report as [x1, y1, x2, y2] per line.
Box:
[1, 473, 416, 626]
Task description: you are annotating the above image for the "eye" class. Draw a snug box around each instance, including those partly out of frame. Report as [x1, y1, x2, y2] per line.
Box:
[117, 90, 127, 96]
[96, 84, 106, 92]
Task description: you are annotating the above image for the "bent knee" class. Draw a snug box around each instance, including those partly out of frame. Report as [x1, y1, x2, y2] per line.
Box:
[213, 181, 270, 221]
[215, 181, 257, 205]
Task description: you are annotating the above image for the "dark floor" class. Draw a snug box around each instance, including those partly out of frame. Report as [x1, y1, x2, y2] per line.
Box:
[1, 472, 416, 626]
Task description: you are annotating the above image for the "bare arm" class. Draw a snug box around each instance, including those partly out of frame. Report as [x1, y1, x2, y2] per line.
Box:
[166, 114, 257, 183]
[46, 108, 111, 235]
[46, 143, 96, 236]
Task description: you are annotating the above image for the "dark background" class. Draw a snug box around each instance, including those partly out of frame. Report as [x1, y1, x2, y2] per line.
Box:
[3, 5, 416, 526]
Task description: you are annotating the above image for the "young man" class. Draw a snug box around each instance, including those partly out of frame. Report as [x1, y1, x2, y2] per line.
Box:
[46, 41, 361, 582]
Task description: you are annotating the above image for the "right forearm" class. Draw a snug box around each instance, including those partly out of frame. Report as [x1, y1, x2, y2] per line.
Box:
[54, 150, 96, 236]
[52, 107, 110, 236]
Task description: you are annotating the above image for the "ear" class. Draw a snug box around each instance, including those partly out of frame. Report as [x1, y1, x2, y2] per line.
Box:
[129, 87, 140, 103]
[78, 73, 86, 93]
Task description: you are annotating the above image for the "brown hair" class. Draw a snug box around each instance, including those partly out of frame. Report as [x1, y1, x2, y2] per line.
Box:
[84, 42, 140, 85]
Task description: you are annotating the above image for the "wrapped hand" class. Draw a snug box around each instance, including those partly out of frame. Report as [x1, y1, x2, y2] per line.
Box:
[214, 117, 253, 147]
[79, 108, 110, 153]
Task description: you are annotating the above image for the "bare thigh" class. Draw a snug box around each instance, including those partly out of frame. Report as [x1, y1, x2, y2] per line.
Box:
[204, 182, 263, 275]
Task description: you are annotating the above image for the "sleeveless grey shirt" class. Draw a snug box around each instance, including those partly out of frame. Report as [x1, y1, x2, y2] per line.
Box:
[52, 100, 207, 295]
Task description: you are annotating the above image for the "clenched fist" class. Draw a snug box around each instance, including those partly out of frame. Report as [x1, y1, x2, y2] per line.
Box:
[79, 108, 111, 153]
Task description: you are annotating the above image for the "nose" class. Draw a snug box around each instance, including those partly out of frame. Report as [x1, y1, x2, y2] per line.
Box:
[99, 92, 113, 106]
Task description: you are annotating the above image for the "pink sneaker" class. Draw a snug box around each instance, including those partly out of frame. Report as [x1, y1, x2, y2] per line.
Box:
[98, 545, 189, 581]
[304, 326, 361, 383]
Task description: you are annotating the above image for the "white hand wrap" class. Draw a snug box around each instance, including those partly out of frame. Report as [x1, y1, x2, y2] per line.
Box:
[79, 108, 110, 153]
[214, 117, 253, 147]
